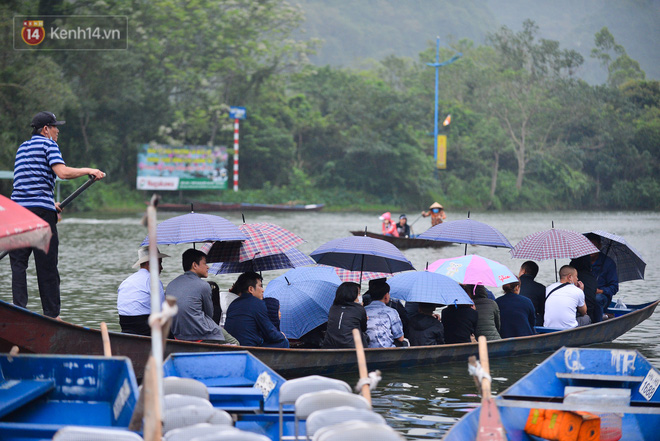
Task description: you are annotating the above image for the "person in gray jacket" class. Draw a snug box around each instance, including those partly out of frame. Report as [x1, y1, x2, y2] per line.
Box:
[167, 249, 238, 344]
[463, 284, 501, 341]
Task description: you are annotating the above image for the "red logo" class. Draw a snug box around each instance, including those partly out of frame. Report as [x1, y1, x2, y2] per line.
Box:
[22, 20, 45, 46]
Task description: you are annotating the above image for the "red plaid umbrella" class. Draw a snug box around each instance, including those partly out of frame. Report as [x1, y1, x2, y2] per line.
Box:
[328, 266, 391, 283]
[203, 222, 305, 263]
[510, 228, 599, 261]
[0, 195, 52, 253]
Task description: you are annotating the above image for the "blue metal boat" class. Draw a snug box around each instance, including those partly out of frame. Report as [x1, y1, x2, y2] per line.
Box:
[0, 353, 139, 441]
[443, 347, 660, 440]
[163, 351, 299, 440]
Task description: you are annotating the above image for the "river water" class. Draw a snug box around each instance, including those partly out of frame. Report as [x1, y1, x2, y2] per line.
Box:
[1, 210, 658, 439]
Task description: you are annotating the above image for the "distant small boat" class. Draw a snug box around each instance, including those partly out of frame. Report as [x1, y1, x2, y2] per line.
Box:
[443, 346, 660, 440]
[154, 201, 325, 212]
[350, 230, 453, 249]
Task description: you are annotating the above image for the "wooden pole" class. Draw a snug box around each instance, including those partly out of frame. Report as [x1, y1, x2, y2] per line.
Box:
[142, 355, 162, 441]
[100, 322, 112, 357]
[475, 336, 506, 441]
[352, 328, 371, 405]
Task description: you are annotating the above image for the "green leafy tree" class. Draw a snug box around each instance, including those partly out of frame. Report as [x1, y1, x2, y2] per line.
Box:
[591, 27, 645, 88]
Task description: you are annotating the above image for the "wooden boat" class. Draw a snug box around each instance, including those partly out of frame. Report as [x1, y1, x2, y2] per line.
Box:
[1, 299, 656, 379]
[349, 230, 453, 249]
[155, 201, 325, 212]
[443, 346, 660, 440]
[0, 353, 139, 440]
[163, 351, 298, 440]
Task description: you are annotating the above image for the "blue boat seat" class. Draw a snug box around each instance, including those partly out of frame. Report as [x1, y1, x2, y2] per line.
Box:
[311, 421, 403, 441]
[207, 387, 264, 412]
[0, 379, 55, 419]
[556, 372, 645, 382]
[164, 422, 241, 441]
[305, 406, 386, 440]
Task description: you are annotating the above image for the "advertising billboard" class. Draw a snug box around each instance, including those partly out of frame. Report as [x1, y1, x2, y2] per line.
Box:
[136, 143, 228, 191]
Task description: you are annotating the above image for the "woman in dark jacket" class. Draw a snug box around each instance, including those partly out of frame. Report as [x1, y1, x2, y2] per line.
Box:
[465, 284, 501, 341]
[441, 303, 478, 344]
[407, 303, 444, 346]
[322, 282, 368, 348]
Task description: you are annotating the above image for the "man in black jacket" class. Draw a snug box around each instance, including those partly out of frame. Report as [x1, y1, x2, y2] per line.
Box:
[518, 261, 545, 326]
[407, 303, 444, 346]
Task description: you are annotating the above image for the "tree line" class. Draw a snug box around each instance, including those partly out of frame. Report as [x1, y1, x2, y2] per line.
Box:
[1, 1, 658, 211]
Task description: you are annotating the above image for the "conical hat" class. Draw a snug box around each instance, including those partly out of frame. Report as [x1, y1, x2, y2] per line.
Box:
[429, 202, 444, 209]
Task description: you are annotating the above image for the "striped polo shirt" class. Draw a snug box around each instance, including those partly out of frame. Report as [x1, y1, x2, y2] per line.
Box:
[11, 135, 65, 211]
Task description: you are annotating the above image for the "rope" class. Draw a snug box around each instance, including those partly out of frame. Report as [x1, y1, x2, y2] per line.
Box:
[148, 300, 179, 328]
[468, 360, 491, 383]
[354, 370, 382, 394]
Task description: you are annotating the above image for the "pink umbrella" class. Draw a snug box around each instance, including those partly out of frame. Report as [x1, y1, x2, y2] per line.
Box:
[0, 195, 52, 253]
[428, 254, 517, 287]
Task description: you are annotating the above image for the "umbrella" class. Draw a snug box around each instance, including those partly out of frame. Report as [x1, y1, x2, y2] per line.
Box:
[417, 216, 513, 255]
[387, 271, 474, 305]
[208, 247, 314, 274]
[329, 267, 392, 283]
[0, 195, 52, 253]
[140, 212, 246, 257]
[428, 254, 518, 287]
[310, 236, 415, 278]
[585, 230, 646, 282]
[203, 222, 304, 264]
[510, 228, 599, 261]
[264, 266, 342, 339]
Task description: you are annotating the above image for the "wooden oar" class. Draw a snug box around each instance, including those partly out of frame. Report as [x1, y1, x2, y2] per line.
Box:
[0, 175, 99, 261]
[352, 328, 371, 405]
[471, 336, 506, 441]
[100, 322, 112, 357]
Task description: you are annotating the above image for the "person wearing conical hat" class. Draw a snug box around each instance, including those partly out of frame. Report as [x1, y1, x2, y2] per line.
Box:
[421, 202, 447, 226]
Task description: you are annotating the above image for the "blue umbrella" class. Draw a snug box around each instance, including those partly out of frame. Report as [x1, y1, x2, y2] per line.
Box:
[417, 217, 512, 255]
[310, 236, 415, 277]
[388, 271, 474, 305]
[208, 248, 314, 275]
[140, 212, 246, 246]
[264, 266, 342, 339]
[586, 230, 646, 282]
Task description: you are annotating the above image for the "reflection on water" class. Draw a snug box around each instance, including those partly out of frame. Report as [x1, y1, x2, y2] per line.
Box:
[1, 210, 658, 439]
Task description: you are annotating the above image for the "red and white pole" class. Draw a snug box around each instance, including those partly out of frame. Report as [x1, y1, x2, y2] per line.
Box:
[233, 118, 239, 192]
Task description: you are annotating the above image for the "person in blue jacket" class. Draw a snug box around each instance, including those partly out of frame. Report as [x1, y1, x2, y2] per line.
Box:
[225, 272, 289, 348]
[585, 233, 619, 313]
[496, 280, 536, 338]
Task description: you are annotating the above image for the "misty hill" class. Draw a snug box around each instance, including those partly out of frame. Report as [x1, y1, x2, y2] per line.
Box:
[294, 0, 660, 83]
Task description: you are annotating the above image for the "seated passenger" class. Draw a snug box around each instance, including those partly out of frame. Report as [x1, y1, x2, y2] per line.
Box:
[544, 265, 591, 329]
[396, 214, 411, 238]
[167, 249, 238, 344]
[117, 246, 169, 336]
[322, 282, 368, 348]
[364, 282, 404, 348]
[379, 212, 399, 237]
[407, 303, 445, 346]
[263, 297, 281, 331]
[570, 255, 601, 324]
[496, 281, 536, 338]
[224, 272, 289, 348]
[464, 284, 501, 341]
[441, 303, 478, 344]
[218, 283, 239, 326]
[518, 261, 546, 326]
[208, 281, 221, 325]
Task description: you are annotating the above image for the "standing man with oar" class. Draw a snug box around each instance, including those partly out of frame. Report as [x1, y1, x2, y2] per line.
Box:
[9, 111, 105, 319]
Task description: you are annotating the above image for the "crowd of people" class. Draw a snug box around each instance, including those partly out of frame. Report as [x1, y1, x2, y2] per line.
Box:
[115, 232, 619, 349]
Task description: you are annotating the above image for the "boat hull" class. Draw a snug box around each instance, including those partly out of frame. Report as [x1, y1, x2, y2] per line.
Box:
[349, 230, 453, 249]
[0, 299, 656, 379]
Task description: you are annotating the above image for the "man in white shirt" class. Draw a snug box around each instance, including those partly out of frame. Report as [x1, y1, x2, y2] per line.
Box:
[117, 246, 169, 335]
[544, 265, 591, 329]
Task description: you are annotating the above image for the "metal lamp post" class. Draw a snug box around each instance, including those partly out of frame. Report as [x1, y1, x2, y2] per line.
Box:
[426, 37, 462, 166]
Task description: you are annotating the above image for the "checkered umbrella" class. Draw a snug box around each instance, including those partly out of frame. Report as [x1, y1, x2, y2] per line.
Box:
[326, 266, 392, 283]
[203, 222, 305, 264]
[428, 254, 518, 287]
[417, 218, 513, 251]
[140, 212, 245, 246]
[388, 271, 473, 305]
[586, 230, 646, 282]
[264, 266, 342, 339]
[510, 228, 599, 261]
[208, 247, 314, 274]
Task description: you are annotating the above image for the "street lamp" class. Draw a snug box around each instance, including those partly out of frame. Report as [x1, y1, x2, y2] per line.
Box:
[426, 37, 462, 167]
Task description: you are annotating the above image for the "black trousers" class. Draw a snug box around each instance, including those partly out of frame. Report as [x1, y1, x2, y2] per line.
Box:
[9, 207, 60, 318]
[119, 314, 151, 336]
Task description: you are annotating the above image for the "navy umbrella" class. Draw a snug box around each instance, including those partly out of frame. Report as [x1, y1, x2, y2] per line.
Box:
[388, 271, 473, 306]
[417, 216, 512, 255]
[586, 230, 646, 282]
[310, 236, 414, 284]
[208, 247, 314, 274]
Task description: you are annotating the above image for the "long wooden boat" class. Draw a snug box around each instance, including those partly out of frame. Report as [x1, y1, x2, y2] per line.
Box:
[155, 201, 325, 212]
[0, 299, 656, 379]
[443, 346, 660, 440]
[349, 230, 453, 249]
[0, 353, 139, 440]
